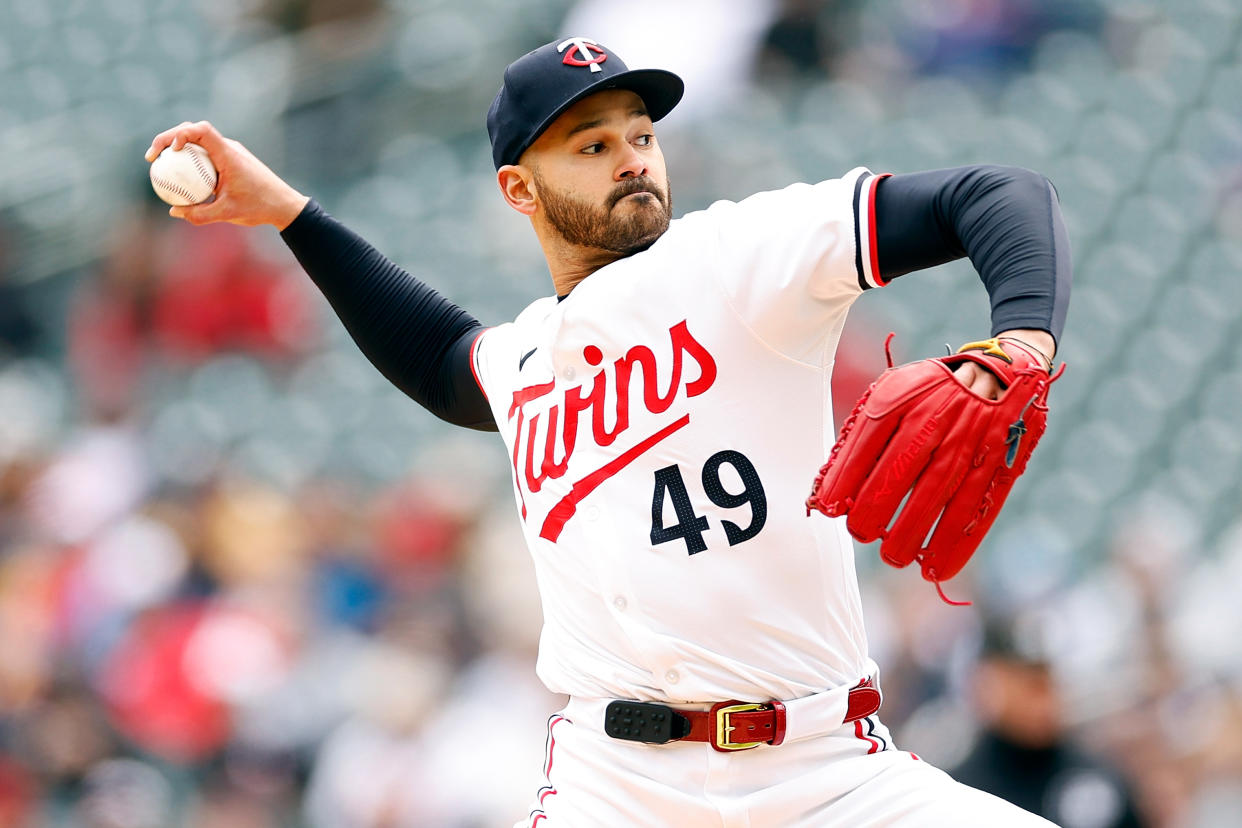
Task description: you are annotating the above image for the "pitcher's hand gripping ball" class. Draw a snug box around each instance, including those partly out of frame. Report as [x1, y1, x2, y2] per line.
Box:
[149, 142, 218, 206]
[806, 336, 1063, 602]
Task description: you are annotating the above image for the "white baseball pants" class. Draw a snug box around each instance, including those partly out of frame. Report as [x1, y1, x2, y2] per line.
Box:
[516, 707, 1058, 827]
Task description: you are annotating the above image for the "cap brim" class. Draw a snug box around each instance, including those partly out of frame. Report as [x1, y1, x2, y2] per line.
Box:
[512, 68, 684, 165]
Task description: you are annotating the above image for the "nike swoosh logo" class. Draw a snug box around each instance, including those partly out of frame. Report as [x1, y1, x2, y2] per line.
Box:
[519, 348, 537, 370]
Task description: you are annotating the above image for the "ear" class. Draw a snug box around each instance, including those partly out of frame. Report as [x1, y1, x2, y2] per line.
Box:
[497, 165, 537, 216]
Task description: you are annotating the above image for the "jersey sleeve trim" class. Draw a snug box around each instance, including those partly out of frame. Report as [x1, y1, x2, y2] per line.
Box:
[469, 327, 490, 401]
[853, 172, 891, 291]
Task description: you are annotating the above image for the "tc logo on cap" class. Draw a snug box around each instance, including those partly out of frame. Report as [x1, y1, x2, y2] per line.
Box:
[558, 37, 608, 73]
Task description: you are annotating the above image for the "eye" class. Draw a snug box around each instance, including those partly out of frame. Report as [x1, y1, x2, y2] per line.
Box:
[581, 142, 604, 155]
[635, 134, 654, 146]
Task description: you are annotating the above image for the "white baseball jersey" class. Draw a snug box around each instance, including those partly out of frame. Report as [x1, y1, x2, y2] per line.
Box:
[472, 167, 889, 704]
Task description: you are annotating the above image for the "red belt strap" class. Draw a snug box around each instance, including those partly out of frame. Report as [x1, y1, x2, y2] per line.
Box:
[660, 678, 881, 752]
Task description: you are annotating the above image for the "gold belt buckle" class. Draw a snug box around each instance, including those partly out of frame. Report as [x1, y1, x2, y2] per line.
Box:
[714, 702, 767, 751]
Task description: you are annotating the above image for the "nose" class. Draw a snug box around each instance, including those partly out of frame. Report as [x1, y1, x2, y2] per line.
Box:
[616, 143, 647, 180]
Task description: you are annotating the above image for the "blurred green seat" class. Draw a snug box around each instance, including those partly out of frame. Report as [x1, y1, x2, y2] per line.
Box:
[1088, 374, 1167, 450]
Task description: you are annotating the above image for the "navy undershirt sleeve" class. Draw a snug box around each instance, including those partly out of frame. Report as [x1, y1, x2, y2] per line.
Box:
[280, 200, 496, 432]
[873, 165, 1070, 345]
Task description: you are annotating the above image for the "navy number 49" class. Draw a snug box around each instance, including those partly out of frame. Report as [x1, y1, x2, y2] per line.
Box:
[650, 450, 767, 554]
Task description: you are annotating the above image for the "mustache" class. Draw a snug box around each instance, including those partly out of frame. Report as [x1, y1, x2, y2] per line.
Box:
[608, 178, 664, 208]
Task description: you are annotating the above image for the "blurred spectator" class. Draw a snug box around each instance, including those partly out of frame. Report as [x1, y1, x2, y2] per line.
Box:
[952, 618, 1145, 828]
[303, 639, 455, 827]
[96, 598, 295, 764]
[886, 0, 1103, 88]
[23, 420, 148, 546]
[95, 604, 234, 764]
[415, 507, 567, 826]
[755, 0, 857, 80]
[0, 541, 62, 717]
[257, 0, 384, 32]
[68, 209, 317, 419]
[371, 477, 473, 588]
[198, 480, 311, 587]
[0, 755, 36, 827]
[301, 481, 388, 633]
[73, 759, 175, 828]
[187, 767, 285, 828]
[0, 451, 42, 549]
[150, 223, 318, 366]
[14, 684, 118, 819]
[67, 206, 164, 420]
[1065, 503, 1242, 828]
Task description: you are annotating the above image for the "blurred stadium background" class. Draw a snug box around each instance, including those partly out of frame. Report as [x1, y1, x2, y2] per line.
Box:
[0, 0, 1240, 825]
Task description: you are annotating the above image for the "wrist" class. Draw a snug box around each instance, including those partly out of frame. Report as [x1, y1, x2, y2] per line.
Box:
[997, 330, 1054, 372]
[274, 192, 311, 231]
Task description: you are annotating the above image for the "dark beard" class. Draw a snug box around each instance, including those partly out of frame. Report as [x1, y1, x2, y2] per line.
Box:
[535, 172, 673, 255]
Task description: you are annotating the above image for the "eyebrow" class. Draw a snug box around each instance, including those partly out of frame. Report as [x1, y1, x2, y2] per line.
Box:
[565, 108, 650, 139]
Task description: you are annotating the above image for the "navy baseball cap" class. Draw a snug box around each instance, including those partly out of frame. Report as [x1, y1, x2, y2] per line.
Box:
[487, 37, 684, 169]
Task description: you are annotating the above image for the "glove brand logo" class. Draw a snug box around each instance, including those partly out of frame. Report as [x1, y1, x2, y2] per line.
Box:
[877, 416, 938, 497]
[507, 320, 717, 540]
[558, 37, 608, 72]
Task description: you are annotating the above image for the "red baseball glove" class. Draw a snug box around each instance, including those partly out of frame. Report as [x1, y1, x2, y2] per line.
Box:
[806, 335, 1063, 603]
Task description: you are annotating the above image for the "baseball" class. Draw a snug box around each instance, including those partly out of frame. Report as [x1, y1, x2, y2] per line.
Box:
[149, 142, 218, 206]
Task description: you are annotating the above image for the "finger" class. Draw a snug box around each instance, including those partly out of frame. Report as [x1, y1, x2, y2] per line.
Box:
[145, 120, 227, 162]
[879, 404, 984, 569]
[924, 460, 1014, 582]
[812, 406, 901, 519]
[145, 121, 194, 161]
[170, 121, 229, 155]
[810, 374, 905, 519]
[953, 362, 1001, 400]
[169, 196, 227, 225]
[970, 372, 1000, 400]
[924, 382, 1052, 581]
[849, 389, 965, 544]
[951, 362, 978, 387]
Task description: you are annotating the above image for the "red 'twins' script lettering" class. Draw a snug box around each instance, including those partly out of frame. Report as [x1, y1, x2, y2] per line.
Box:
[506, 320, 717, 540]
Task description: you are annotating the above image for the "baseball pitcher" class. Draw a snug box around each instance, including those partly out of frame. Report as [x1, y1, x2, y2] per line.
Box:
[148, 36, 1069, 827]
